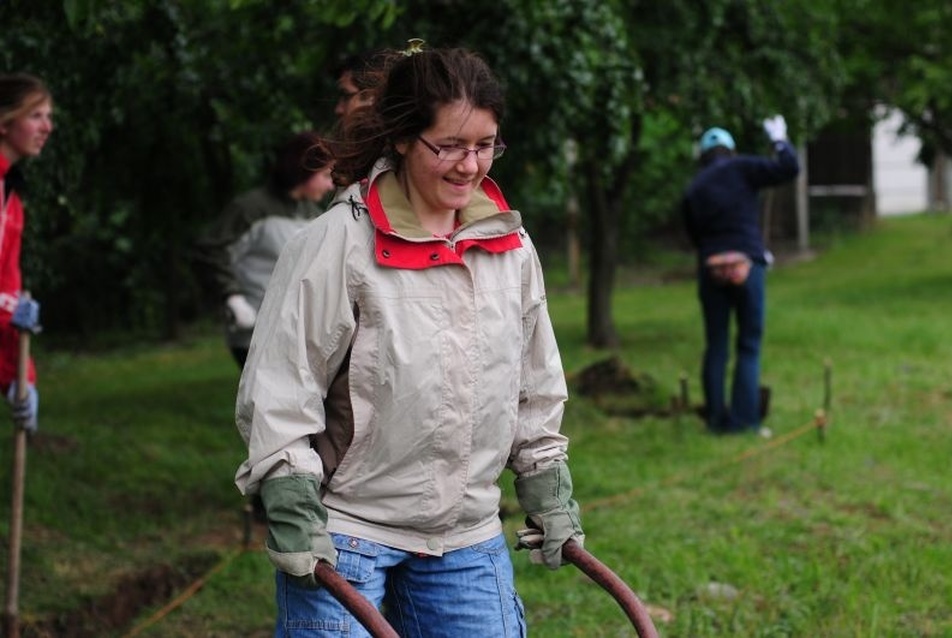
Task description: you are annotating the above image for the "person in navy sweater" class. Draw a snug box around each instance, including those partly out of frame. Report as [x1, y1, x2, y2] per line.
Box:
[682, 116, 799, 435]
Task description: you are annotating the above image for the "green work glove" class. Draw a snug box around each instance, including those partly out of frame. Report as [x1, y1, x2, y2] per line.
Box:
[259, 474, 338, 587]
[514, 462, 585, 570]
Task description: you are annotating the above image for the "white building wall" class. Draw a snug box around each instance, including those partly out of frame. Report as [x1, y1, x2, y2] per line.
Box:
[872, 109, 929, 215]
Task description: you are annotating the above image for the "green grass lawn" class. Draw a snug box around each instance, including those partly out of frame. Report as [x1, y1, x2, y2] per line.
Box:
[2, 213, 951, 637]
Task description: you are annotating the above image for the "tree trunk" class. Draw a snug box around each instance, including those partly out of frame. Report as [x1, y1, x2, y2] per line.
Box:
[584, 162, 619, 349]
[566, 190, 582, 291]
[581, 116, 644, 349]
[163, 242, 181, 341]
[930, 150, 948, 211]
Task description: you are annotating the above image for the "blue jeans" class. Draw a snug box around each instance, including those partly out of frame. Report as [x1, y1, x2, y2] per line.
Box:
[697, 262, 765, 432]
[274, 533, 526, 637]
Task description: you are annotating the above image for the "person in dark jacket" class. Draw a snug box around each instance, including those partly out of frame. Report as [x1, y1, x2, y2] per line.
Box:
[195, 131, 334, 368]
[682, 115, 799, 436]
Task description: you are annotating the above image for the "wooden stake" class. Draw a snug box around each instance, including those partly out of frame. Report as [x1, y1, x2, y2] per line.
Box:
[3, 331, 30, 638]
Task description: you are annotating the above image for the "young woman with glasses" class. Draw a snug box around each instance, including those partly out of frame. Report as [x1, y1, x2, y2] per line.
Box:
[235, 43, 585, 637]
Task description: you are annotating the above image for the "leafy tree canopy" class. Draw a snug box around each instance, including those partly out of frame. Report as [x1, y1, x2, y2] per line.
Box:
[1, 0, 944, 344]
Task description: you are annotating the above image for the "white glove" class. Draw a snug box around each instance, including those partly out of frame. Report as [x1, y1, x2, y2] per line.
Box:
[226, 294, 257, 330]
[7, 382, 38, 433]
[762, 115, 787, 142]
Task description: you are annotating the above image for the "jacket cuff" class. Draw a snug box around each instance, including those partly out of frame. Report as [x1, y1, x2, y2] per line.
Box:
[515, 462, 574, 514]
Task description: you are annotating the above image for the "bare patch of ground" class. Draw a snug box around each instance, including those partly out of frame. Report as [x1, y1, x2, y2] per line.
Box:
[21, 553, 219, 638]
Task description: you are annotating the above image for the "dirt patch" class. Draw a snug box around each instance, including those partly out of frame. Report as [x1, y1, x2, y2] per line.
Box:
[20, 552, 220, 638]
[27, 432, 81, 455]
[572, 356, 681, 417]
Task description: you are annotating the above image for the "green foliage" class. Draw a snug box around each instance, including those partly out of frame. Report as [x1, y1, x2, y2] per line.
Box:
[633, 0, 845, 145]
[839, 0, 952, 157]
[490, 0, 643, 179]
[1, 0, 945, 344]
[1, 0, 398, 338]
[623, 110, 696, 238]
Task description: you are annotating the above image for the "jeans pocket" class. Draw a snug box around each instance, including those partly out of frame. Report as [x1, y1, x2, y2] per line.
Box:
[331, 534, 379, 584]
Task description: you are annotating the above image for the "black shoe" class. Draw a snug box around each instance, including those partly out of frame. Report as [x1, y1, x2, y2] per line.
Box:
[759, 386, 771, 421]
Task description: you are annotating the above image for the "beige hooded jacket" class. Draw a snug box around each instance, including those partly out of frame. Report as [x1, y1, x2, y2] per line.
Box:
[235, 159, 569, 555]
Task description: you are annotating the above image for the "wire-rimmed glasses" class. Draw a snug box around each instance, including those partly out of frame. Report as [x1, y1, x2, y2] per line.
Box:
[418, 136, 506, 161]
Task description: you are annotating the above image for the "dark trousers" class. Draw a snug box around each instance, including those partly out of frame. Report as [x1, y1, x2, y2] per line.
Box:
[697, 262, 765, 432]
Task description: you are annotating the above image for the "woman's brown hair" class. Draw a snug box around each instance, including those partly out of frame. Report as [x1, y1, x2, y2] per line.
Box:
[330, 46, 505, 186]
[0, 73, 52, 127]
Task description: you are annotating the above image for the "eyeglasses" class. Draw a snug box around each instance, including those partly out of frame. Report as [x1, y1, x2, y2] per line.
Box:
[417, 136, 506, 162]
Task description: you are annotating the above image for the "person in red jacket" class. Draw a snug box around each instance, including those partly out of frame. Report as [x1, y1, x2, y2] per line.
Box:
[0, 73, 53, 432]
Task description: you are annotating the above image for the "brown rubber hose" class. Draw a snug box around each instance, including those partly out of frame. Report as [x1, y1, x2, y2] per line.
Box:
[561, 539, 660, 638]
[313, 541, 659, 638]
[313, 561, 399, 638]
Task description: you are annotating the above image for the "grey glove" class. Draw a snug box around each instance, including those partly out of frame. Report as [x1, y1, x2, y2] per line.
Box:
[514, 527, 546, 565]
[6, 382, 38, 433]
[11, 297, 41, 333]
[514, 463, 585, 570]
[259, 474, 338, 587]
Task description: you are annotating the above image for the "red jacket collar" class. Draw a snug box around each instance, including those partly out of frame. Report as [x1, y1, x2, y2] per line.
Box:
[364, 169, 523, 270]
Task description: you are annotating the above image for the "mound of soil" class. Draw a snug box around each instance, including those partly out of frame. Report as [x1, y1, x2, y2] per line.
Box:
[572, 356, 675, 417]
